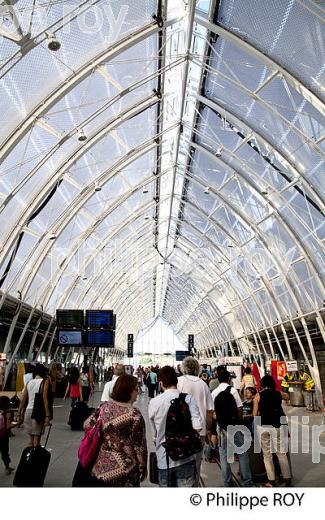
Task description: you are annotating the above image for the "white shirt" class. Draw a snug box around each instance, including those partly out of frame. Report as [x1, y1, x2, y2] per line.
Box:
[23, 373, 33, 387]
[177, 375, 214, 436]
[211, 382, 243, 409]
[148, 389, 202, 470]
[26, 378, 43, 410]
[101, 375, 119, 402]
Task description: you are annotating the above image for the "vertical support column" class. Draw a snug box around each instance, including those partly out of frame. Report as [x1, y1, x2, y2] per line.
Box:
[27, 311, 43, 361]
[300, 316, 323, 409]
[280, 322, 293, 359]
[269, 326, 286, 360]
[263, 329, 275, 358]
[35, 318, 54, 362]
[252, 332, 268, 359]
[4, 308, 36, 387]
[47, 328, 57, 364]
[3, 301, 22, 355]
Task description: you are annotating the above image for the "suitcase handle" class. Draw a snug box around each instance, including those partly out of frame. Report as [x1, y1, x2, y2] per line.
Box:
[43, 423, 52, 448]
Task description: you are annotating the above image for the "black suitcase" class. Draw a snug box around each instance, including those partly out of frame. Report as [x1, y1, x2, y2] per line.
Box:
[68, 402, 94, 430]
[248, 442, 267, 481]
[13, 425, 52, 487]
[149, 452, 159, 485]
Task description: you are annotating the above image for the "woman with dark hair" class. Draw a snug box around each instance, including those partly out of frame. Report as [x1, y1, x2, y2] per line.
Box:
[80, 358, 94, 403]
[64, 366, 83, 408]
[73, 374, 147, 487]
[253, 374, 291, 487]
[17, 363, 51, 447]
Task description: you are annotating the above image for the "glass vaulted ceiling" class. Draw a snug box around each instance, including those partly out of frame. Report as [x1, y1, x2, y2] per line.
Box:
[0, 0, 324, 355]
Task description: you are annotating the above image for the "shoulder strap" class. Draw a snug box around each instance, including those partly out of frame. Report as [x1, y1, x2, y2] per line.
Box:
[38, 378, 45, 394]
[178, 392, 187, 401]
[225, 385, 232, 394]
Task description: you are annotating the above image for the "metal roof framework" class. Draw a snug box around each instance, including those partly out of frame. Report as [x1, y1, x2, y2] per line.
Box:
[0, 0, 324, 398]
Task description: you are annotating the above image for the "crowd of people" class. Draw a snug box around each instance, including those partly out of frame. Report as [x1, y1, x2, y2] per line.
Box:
[0, 358, 316, 488]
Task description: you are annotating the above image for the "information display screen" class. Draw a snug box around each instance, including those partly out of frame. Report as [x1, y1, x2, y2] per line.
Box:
[87, 330, 115, 347]
[56, 310, 84, 329]
[86, 310, 115, 329]
[175, 350, 190, 362]
[58, 330, 83, 346]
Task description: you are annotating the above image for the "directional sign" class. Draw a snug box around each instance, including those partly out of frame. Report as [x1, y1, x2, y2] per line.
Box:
[188, 334, 194, 355]
[127, 334, 134, 358]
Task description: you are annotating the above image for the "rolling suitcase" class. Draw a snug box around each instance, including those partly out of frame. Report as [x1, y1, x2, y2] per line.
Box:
[68, 402, 93, 430]
[13, 425, 52, 487]
[248, 442, 267, 481]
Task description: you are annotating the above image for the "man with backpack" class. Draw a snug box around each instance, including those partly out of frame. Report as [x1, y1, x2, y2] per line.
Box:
[148, 365, 202, 487]
[177, 357, 214, 485]
[212, 370, 253, 487]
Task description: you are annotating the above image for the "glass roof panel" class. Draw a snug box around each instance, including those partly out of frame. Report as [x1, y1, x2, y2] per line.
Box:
[0, 0, 323, 354]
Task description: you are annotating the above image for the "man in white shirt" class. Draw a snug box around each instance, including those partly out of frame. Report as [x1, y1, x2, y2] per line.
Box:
[211, 372, 243, 408]
[177, 357, 214, 486]
[101, 364, 125, 402]
[148, 365, 202, 487]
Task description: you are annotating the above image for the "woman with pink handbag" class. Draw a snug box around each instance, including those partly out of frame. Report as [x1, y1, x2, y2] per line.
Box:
[73, 374, 147, 487]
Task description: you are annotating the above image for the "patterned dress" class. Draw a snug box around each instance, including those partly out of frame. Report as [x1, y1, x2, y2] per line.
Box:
[84, 400, 147, 487]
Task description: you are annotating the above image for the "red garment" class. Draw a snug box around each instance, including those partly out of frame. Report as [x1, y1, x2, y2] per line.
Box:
[251, 362, 261, 391]
[70, 383, 80, 398]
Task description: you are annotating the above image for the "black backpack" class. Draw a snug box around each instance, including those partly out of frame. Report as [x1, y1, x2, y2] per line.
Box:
[164, 393, 202, 461]
[9, 394, 20, 409]
[214, 386, 240, 430]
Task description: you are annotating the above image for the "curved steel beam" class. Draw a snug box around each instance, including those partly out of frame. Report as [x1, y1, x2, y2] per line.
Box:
[195, 14, 325, 117]
[196, 94, 325, 215]
[0, 0, 103, 78]
[0, 95, 158, 265]
[55, 218, 156, 311]
[0, 55, 185, 213]
[4, 131, 176, 297]
[0, 16, 180, 163]
[191, 55, 324, 161]
[27, 168, 175, 308]
[169, 237, 275, 358]
[182, 181, 320, 318]
[191, 141, 325, 295]
[173, 191, 320, 363]
[172, 226, 279, 357]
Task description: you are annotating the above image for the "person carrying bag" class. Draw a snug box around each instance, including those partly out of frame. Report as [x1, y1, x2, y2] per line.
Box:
[18, 363, 52, 448]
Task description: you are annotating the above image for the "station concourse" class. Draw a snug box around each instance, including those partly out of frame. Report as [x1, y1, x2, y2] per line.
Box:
[0, 0, 324, 489]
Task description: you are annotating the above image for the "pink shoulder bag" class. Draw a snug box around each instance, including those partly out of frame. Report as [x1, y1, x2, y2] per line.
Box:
[78, 406, 104, 468]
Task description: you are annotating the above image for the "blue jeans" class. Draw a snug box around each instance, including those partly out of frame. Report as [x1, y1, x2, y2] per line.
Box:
[158, 460, 196, 487]
[218, 428, 253, 487]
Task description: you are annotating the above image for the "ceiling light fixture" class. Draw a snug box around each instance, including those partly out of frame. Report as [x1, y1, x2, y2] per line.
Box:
[48, 233, 57, 240]
[143, 185, 149, 194]
[204, 186, 210, 194]
[47, 33, 61, 51]
[215, 148, 222, 157]
[94, 183, 102, 192]
[77, 128, 87, 142]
